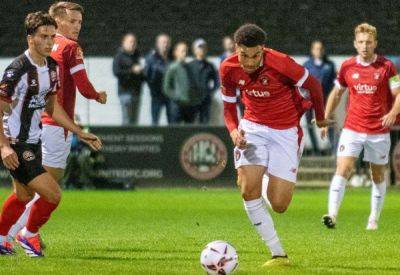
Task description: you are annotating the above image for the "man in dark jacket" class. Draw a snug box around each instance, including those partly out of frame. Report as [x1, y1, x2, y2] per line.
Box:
[113, 33, 144, 125]
[186, 38, 219, 124]
[144, 33, 174, 125]
[304, 40, 336, 154]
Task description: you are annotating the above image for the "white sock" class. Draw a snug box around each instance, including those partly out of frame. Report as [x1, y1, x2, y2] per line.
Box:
[261, 174, 272, 209]
[244, 198, 285, 256]
[0, 235, 6, 243]
[8, 193, 40, 238]
[328, 175, 347, 217]
[21, 227, 37, 238]
[369, 181, 386, 222]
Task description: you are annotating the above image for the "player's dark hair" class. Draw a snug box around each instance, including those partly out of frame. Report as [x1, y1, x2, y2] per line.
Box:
[25, 11, 57, 35]
[234, 24, 266, 47]
[49, 1, 84, 18]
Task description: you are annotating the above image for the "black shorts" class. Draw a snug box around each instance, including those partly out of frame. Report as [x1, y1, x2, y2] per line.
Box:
[9, 142, 46, 185]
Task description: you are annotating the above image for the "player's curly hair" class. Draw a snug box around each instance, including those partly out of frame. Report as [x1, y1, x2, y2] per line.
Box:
[49, 1, 84, 18]
[25, 11, 57, 35]
[354, 23, 377, 40]
[234, 23, 266, 47]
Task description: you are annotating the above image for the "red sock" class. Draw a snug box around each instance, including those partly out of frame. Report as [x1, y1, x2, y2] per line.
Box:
[26, 198, 59, 234]
[0, 193, 27, 236]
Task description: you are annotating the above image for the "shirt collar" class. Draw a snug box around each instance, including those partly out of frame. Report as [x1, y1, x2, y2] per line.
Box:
[24, 50, 47, 69]
[356, 54, 377, 66]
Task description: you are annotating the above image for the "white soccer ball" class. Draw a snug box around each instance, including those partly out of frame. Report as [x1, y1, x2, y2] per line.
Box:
[350, 174, 363, 187]
[200, 240, 238, 274]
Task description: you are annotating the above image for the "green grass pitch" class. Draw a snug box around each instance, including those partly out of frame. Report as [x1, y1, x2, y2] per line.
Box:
[0, 187, 399, 274]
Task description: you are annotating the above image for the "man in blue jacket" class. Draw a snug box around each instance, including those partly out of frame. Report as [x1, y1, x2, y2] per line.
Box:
[304, 40, 336, 154]
[144, 34, 173, 125]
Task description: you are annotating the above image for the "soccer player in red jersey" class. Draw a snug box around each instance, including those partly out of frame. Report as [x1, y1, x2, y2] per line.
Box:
[8, 2, 107, 241]
[322, 23, 400, 230]
[220, 24, 327, 266]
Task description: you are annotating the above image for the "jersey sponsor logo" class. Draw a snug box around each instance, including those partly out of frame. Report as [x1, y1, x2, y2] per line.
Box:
[352, 73, 359, 79]
[244, 89, 271, 97]
[180, 133, 227, 181]
[28, 88, 53, 109]
[22, 150, 35, 161]
[5, 70, 15, 79]
[30, 79, 38, 87]
[50, 70, 57, 82]
[260, 76, 268, 86]
[235, 149, 241, 161]
[353, 83, 377, 94]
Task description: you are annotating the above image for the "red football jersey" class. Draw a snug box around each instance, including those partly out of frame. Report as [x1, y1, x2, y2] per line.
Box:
[42, 34, 99, 126]
[220, 48, 324, 130]
[336, 55, 398, 134]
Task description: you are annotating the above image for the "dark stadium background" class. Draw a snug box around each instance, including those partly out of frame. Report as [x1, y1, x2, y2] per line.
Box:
[0, 0, 399, 56]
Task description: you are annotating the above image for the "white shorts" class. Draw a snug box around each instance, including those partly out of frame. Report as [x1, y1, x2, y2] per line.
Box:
[337, 128, 391, 165]
[41, 125, 72, 169]
[234, 119, 304, 183]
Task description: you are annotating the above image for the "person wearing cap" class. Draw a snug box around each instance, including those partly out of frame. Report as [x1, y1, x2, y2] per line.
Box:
[186, 38, 219, 124]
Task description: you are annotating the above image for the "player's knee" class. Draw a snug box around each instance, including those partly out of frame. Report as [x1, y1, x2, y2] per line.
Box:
[371, 172, 384, 183]
[336, 165, 353, 179]
[269, 197, 289, 213]
[271, 202, 288, 213]
[241, 188, 259, 201]
[15, 192, 34, 203]
[43, 189, 62, 204]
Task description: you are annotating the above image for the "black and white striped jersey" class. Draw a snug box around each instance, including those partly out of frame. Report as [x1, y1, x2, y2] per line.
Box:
[0, 50, 58, 144]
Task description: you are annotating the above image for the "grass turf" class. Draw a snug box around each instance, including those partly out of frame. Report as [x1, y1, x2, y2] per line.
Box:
[0, 187, 399, 274]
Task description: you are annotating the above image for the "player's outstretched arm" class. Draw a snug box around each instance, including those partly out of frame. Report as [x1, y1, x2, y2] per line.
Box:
[0, 101, 19, 170]
[45, 95, 102, 151]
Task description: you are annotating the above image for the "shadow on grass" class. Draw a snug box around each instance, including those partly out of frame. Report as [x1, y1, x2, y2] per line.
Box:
[87, 247, 199, 253]
[74, 255, 197, 261]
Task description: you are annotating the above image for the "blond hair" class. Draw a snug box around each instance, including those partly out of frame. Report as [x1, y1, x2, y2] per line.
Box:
[354, 23, 377, 40]
[49, 2, 84, 18]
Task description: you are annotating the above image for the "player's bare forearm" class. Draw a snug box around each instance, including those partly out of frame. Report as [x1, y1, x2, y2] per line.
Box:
[325, 87, 344, 119]
[389, 89, 400, 116]
[47, 95, 82, 135]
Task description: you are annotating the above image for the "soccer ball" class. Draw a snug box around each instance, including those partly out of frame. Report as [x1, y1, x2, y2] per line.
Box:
[200, 240, 238, 274]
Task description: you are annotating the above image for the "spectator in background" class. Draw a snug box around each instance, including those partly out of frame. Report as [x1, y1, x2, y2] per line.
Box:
[163, 42, 193, 123]
[145, 33, 173, 125]
[219, 36, 235, 63]
[304, 40, 336, 154]
[187, 38, 219, 124]
[113, 33, 144, 125]
[219, 35, 244, 116]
